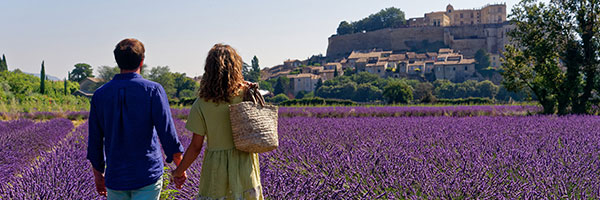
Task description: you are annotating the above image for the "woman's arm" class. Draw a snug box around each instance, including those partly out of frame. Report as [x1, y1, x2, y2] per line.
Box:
[172, 133, 204, 184]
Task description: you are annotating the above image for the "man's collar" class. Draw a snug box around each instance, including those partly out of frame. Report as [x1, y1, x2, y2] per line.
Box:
[113, 72, 142, 80]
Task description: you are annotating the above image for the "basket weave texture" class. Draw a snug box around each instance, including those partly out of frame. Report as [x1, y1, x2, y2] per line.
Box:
[229, 101, 279, 153]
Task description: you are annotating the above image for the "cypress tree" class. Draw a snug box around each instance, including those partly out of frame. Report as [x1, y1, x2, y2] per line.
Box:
[0, 54, 6, 71]
[40, 61, 46, 94]
[334, 67, 338, 77]
[64, 78, 68, 95]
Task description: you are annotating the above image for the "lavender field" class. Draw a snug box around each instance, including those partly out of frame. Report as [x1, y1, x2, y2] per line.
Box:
[1, 106, 600, 199]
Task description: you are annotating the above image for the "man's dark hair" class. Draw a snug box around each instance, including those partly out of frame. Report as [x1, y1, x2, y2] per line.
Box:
[114, 38, 145, 70]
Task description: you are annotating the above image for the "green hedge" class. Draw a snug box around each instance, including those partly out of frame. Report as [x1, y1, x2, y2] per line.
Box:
[169, 97, 196, 106]
[436, 97, 495, 105]
[279, 97, 356, 106]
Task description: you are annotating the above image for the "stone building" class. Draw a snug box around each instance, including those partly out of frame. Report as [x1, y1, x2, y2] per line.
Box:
[408, 4, 506, 27]
[287, 73, 320, 95]
[73, 77, 105, 98]
[433, 54, 476, 82]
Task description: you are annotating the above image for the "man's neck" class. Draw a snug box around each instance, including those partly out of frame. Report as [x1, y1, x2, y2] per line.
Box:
[120, 68, 141, 74]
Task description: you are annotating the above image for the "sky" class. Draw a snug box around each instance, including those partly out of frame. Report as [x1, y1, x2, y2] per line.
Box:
[0, 0, 523, 79]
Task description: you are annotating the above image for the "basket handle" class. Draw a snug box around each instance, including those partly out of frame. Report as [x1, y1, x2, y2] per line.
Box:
[243, 81, 266, 107]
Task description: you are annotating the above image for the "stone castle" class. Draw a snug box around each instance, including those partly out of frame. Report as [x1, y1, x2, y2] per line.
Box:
[326, 4, 512, 69]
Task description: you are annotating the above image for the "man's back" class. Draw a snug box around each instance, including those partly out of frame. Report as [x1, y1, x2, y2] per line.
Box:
[87, 72, 183, 190]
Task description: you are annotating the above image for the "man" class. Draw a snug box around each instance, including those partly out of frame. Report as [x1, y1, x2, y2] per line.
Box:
[87, 38, 184, 199]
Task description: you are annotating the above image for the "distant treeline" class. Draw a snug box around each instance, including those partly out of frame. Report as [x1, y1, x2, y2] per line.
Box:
[263, 71, 529, 105]
[336, 7, 406, 35]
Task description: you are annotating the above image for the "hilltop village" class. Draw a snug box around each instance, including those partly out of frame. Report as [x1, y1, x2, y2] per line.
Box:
[261, 4, 508, 97]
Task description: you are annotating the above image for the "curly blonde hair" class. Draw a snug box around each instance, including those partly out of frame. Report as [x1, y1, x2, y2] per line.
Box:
[198, 44, 245, 103]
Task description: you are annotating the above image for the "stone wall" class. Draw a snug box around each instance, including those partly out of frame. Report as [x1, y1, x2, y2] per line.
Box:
[326, 22, 511, 60]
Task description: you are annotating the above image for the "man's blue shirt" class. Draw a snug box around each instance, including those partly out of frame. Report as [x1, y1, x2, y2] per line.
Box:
[86, 72, 184, 190]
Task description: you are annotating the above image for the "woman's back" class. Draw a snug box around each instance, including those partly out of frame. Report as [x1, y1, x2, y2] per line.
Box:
[186, 91, 243, 151]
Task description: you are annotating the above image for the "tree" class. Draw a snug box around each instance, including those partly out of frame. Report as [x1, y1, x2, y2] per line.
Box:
[259, 80, 273, 92]
[69, 63, 94, 83]
[40, 61, 46, 94]
[314, 78, 323, 92]
[383, 80, 413, 104]
[97, 66, 120, 81]
[242, 62, 251, 81]
[0, 54, 7, 72]
[295, 91, 307, 99]
[337, 21, 354, 35]
[502, 0, 600, 114]
[273, 76, 289, 95]
[64, 78, 68, 95]
[337, 7, 406, 35]
[173, 72, 198, 99]
[476, 80, 499, 99]
[247, 56, 261, 82]
[148, 66, 176, 97]
[556, 0, 600, 114]
[413, 82, 434, 102]
[354, 83, 382, 102]
[474, 49, 491, 71]
[140, 64, 150, 78]
[334, 67, 339, 77]
[270, 93, 289, 104]
[433, 79, 455, 99]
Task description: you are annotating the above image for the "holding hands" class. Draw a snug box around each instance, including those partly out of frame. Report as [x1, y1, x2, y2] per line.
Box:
[171, 152, 186, 189]
[171, 169, 187, 189]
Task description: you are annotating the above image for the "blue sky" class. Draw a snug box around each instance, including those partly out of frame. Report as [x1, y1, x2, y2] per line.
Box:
[0, 0, 523, 79]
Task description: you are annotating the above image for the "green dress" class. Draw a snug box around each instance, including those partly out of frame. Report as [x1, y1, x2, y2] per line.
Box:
[185, 92, 263, 200]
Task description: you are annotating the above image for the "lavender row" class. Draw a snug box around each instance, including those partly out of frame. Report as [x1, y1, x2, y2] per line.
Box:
[0, 122, 104, 199]
[0, 118, 73, 184]
[0, 111, 90, 120]
[160, 119, 206, 199]
[260, 116, 600, 199]
[278, 105, 542, 118]
[0, 119, 36, 142]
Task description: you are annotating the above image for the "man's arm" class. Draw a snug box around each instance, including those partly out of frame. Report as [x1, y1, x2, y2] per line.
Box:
[151, 86, 184, 163]
[86, 95, 106, 196]
[87, 95, 105, 173]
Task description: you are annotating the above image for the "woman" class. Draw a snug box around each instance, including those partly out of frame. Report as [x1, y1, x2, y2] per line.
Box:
[172, 44, 263, 199]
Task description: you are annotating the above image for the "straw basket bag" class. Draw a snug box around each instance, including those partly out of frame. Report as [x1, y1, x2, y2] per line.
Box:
[229, 82, 278, 153]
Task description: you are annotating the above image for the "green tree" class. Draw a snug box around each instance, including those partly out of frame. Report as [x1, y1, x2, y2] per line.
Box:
[502, 0, 600, 114]
[343, 67, 355, 76]
[40, 61, 46, 94]
[383, 80, 413, 104]
[69, 63, 94, 83]
[0, 54, 7, 71]
[242, 62, 251, 81]
[556, 0, 600, 114]
[314, 78, 323, 92]
[259, 80, 273, 92]
[476, 80, 499, 99]
[247, 56, 261, 82]
[295, 91, 307, 99]
[334, 67, 339, 77]
[352, 72, 379, 84]
[413, 82, 434, 102]
[354, 83, 382, 102]
[455, 80, 478, 98]
[97, 66, 120, 81]
[433, 79, 455, 99]
[270, 93, 289, 104]
[173, 72, 198, 99]
[337, 21, 354, 35]
[149, 66, 176, 97]
[337, 7, 406, 35]
[474, 49, 491, 71]
[273, 76, 289, 95]
[64, 78, 68, 95]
